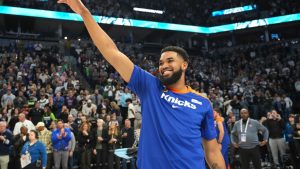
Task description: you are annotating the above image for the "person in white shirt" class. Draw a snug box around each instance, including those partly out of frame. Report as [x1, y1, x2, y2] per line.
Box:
[126, 98, 135, 128]
[82, 99, 97, 117]
[13, 113, 35, 135]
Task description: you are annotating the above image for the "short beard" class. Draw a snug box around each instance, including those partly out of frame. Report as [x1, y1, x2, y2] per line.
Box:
[159, 68, 183, 86]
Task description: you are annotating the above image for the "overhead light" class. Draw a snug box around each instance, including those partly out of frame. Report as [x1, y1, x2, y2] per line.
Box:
[133, 7, 164, 14]
[64, 36, 68, 40]
[78, 38, 81, 41]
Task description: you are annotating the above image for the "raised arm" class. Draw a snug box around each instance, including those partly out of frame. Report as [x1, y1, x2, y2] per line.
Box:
[57, 0, 134, 82]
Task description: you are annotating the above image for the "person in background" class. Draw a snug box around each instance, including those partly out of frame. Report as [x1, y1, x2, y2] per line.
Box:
[94, 119, 109, 169]
[43, 105, 56, 129]
[28, 102, 45, 126]
[78, 122, 95, 169]
[0, 121, 13, 169]
[107, 123, 120, 169]
[121, 119, 135, 169]
[63, 123, 76, 169]
[231, 108, 269, 169]
[13, 113, 35, 135]
[51, 119, 72, 169]
[285, 114, 299, 167]
[263, 110, 286, 168]
[36, 122, 53, 169]
[213, 110, 230, 169]
[12, 126, 29, 169]
[126, 99, 135, 128]
[21, 130, 47, 169]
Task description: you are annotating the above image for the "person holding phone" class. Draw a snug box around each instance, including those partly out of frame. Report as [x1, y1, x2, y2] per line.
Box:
[263, 110, 286, 168]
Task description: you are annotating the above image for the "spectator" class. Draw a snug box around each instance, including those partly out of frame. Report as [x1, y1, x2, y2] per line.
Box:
[20, 130, 47, 169]
[78, 122, 95, 169]
[28, 101, 44, 125]
[63, 123, 76, 169]
[12, 126, 29, 169]
[0, 121, 13, 169]
[126, 98, 135, 128]
[1, 86, 15, 108]
[231, 108, 269, 169]
[36, 122, 53, 169]
[263, 110, 286, 167]
[51, 119, 72, 169]
[82, 99, 97, 117]
[121, 119, 135, 169]
[94, 119, 109, 169]
[13, 113, 35, 135]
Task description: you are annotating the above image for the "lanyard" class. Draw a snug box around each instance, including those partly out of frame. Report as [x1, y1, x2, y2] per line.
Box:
[240, 118, 250, 133]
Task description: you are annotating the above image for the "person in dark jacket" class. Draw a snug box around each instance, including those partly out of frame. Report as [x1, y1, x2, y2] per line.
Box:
[120, 119, 135, 169]
[94, 119, 109, 169]
[78, 122, 95, 169]
[11, 126, 29, 169]
[0, 121, 14, 169]
[263, 110, 286, 167]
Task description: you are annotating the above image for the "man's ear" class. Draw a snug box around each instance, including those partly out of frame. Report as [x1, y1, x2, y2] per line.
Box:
[182, 61, 188, 71]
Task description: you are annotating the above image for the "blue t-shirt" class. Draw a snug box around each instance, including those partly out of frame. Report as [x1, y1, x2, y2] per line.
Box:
[127, 65, 217, 169]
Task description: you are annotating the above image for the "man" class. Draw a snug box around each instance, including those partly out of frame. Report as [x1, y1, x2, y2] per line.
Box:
[36, 122, 53, 169]
[28, 101, 45, 125]
[51, 119, 72, 169]
[0, 121, 13, 169]
[39, 92, 49, 109]
[121, 119, 135, 169]
[120, 88, 132, 124]
[126, 99, 135, 128]
[90, 89, 103, 107]
[57, 1, 225, 168]
[263, 110, 286, 167]
[13, 113, 35, 135]
[82, 99, 97, 117]
[1, 86, 15, 108]
[63, 123, 76, 169]
[67, 114, 78, 138]
[231, 108, 269, 169]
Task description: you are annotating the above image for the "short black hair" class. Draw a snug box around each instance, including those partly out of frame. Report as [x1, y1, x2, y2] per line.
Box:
[161, 46, 189, 63]
[125, 98, 132, 103]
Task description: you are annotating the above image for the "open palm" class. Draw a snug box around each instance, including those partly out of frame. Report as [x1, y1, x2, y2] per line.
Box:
[57, 0, 86, 14]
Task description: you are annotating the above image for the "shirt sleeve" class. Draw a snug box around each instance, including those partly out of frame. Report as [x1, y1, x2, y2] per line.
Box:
[127, 65, 160, 99]
[201, 104, 217, 140]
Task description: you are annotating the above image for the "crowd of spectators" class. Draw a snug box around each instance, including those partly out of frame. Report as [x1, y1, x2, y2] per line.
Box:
[3, 0, 300, 26]
[0, 36, 300, 168]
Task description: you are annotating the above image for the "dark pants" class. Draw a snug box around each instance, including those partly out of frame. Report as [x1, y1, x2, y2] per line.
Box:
[80, 148, 92, 169]
[120, 106, 128, 125]
[129, 118, 135, 128]
[68, 154, 73, 169]
[24, 162, 42, 169]
[47, 153, 53, 169]
[239, 146, 261, 169]
[96, 149, 107, 169]
[108, 150, 120, 169]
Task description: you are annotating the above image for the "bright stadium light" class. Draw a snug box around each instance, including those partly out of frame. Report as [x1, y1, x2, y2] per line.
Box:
[133, 7, 164, 14]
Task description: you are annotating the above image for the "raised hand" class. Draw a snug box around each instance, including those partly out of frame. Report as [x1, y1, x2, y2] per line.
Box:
[57, 0, 87, 15]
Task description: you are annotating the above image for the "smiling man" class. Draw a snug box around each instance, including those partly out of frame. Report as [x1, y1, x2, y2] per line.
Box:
[57, 0, 225, 168]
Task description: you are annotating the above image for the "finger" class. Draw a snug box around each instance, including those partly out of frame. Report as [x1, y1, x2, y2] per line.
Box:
[57, 0, 67, 4]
